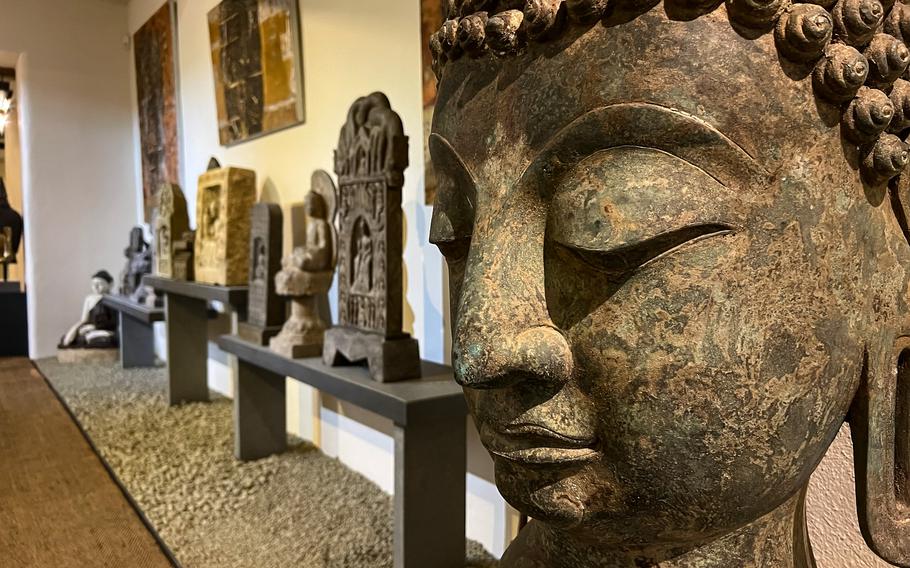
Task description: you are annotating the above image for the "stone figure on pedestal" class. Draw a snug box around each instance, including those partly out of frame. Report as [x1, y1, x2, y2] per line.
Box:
[194, 159, 256, 286]
[59, 270, 118, 359]
[429, 1, 910, 566]
[270, 171, 337, 358]
[322, 93, 420, 382]
[154, 183, 189, 279]
[120, 226, 157, 305]
[239, 203, 284, 345]
[0, 178, 23, 287]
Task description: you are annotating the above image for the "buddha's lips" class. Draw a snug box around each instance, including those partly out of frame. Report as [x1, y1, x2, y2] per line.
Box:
[482, 422, 600, 466]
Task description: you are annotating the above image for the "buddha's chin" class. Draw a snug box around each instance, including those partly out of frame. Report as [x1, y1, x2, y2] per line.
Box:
[494, 459, 591, 530]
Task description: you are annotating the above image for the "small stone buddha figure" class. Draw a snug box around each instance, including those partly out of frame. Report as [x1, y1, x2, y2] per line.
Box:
[299, 190, 334, 272]
[430, 2, 910, 566]
[271, 172, 338, 358]
[60, 270, 118, 349]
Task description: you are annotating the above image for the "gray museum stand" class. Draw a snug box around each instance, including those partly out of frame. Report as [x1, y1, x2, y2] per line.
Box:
[217, 334, 468, 568]
[101, 294, 163, 368]
[144, 275, 248, 406]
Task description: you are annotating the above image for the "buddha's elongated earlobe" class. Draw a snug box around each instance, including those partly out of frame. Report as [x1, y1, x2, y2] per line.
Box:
[849, 337, 910, 567]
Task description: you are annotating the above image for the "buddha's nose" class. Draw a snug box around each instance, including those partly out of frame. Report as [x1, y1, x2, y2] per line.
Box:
[453, 325, 574, 389]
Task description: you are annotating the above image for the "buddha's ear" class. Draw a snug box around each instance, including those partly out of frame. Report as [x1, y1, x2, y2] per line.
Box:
[849, 335, 910, 567]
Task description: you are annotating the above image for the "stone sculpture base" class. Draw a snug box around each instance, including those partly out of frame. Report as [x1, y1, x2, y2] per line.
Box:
[271, 270, 334, 360]
[239, 322, 283, 346]
[270, 294, 325, 359]
[323, 327, 421, 383]
[57, 348, 119, 364]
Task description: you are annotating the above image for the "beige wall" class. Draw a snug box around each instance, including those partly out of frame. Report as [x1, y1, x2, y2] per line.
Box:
[0, 0, 137, 356]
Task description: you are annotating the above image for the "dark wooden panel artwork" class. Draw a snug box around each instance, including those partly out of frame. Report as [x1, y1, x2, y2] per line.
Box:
[208, 0, 305, 146]
[420, 0, 446, 205]
[134, 2, 179, 222]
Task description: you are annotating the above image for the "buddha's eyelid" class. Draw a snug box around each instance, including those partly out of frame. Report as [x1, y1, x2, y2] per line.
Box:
[429, 133, 477, 244]
[517, 102, 769, 198]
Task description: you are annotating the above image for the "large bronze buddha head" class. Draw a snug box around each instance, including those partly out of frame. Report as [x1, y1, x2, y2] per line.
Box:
[429, 0, 910, 565]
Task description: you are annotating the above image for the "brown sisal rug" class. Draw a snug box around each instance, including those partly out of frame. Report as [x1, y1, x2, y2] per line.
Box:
[0, 357, 176, 568]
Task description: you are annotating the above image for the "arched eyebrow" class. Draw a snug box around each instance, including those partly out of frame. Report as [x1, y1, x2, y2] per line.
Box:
[519, 102, 772, 200]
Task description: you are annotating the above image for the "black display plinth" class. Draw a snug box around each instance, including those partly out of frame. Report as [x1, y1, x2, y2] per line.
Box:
[0, 286, 28, 356]
[144, 275, 248, 406]
[217, 334, 467, 568]
[101, 295, 164, 369]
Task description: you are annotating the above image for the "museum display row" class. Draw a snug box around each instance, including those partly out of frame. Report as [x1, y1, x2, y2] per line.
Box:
[137, 93, 421, 383]
[427, 0, 910, 566]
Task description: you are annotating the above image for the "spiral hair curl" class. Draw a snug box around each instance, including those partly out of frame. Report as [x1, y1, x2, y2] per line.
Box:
[430, 0, 910, 186]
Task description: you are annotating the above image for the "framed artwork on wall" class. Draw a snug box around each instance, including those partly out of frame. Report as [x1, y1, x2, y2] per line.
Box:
[420, 0, 446, 205]
[207, 0, 306, 146]
[134, 1, 180, 222]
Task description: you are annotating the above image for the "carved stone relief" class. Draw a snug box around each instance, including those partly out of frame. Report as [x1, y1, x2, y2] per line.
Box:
[239, 203, 284, 345]
[322, 93, 420, 382]
[194, 163, 256, 286]
[154, 183, 189, 279]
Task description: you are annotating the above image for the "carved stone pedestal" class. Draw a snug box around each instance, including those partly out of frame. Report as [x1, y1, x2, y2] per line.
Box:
[323, 327, 420, 383]
[270, 270, 333, 359]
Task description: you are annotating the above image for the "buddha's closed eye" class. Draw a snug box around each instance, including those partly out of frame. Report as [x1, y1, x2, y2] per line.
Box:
[554, 223, 735, 277]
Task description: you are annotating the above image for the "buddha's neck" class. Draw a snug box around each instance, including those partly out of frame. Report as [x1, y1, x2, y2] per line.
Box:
[501, 488, 815, 568]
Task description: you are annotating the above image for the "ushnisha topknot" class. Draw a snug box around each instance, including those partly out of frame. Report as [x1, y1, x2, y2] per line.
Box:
[431, 0, 910, 187]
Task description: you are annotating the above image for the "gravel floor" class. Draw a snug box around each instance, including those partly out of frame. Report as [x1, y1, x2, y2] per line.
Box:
[36, 358, 497, 568]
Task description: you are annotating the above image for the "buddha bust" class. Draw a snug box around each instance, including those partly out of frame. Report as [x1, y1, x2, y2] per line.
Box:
[429, 1, 910, 566]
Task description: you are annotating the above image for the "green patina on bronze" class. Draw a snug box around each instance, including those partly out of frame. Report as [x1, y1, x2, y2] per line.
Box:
[430, 1, 910, 566]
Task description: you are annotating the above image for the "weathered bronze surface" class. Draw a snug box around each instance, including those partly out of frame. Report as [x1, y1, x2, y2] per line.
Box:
[154, 183, 189, 279]
[322, 93, 421, 382]
[271, 171, 337, 358]
[239, 203, 284, 345]
[430, 2, 910, 566]
[194, 163, 256, 286]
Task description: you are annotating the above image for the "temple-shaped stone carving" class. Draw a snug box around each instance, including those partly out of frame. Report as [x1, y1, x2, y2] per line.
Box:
[322, 93, 420, 382]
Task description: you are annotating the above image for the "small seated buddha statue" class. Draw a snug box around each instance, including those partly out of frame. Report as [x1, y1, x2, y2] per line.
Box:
[429, 1, 910, 566]
[270, 172, 338, 358]
[60, 270, 118, 349]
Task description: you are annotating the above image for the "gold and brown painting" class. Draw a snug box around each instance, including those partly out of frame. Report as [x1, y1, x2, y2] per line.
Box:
[420, 0, 446, 205]
[134, 2, 179, 222]
[208, 0, 305, 146]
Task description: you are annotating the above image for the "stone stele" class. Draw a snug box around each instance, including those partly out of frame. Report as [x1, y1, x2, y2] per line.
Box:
[154, 183, 189, 279]
[172, 230, 195, 282]
[239, 203, 284, 345]
[322, 93, 420, 383]
[429, 1, 910, 567]
[194, 165, 256, 286]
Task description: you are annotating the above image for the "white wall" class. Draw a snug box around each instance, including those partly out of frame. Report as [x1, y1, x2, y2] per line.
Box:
[126, 0, 512, 557]
[0, 0, 137, 356]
